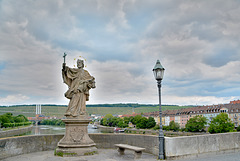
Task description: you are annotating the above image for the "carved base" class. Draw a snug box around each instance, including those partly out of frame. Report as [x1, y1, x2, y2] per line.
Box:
[56, 118, 97, 156]
[56, 146, 98, 156]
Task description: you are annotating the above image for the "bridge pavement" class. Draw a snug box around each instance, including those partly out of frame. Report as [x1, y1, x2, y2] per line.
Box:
[173, 151, 240, 161]
[2, 149, 157, 161]
[2, 149, 240, 161]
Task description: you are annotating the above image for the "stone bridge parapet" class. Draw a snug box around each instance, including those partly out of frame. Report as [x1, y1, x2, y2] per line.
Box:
[0, 132, 240, 160]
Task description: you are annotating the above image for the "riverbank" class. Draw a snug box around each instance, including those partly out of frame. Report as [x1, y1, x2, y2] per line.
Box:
[0, 125, 33, 138]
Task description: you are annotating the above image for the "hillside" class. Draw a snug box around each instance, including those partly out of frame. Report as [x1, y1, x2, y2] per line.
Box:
[0, 104, 194, 118]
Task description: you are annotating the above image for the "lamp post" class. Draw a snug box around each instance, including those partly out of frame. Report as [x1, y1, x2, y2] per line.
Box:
[153, 59, 165, 160]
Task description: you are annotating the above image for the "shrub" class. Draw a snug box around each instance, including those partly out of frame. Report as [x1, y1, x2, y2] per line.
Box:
[180, 128, 186, 132]
[237, 125, 240, 131]
[208, 113, 234, 133]
[169, 121, 180, 131]
[153, 124, 160, 130]
[163, 125, 170, 131]
[39, 119, 64, 126]
[185, 115, 207, 132]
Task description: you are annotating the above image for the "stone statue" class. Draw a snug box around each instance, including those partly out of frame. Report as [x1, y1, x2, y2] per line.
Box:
[62, 57, 95, 118]
[57, 53, 97, 156]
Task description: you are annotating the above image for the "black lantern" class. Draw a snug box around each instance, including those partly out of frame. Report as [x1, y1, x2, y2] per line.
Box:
[153, 60, 165, 81]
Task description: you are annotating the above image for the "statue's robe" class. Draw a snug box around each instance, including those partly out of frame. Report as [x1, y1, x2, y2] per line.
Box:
[62, 66, 94, 117]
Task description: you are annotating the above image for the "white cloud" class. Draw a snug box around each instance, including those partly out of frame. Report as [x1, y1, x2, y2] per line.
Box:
[163, 95, 239, 106]
[0, 94, 30, 105]
[104, 0, 131, 33]
[0, 0, 240, 106]
[86, 60, 155, 104]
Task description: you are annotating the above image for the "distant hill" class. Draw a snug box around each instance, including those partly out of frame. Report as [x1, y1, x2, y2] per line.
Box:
[0, 104, 194, 117]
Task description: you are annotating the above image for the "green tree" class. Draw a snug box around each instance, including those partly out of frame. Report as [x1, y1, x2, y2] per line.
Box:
[51, 119, 58, 125]
[39, 119, 65, 126]
[40, 119, 51, 125]
[123, 117, 130, 124]
[163, 125, 170, 131]
[132, 115, 142, 125]
[237, 125, 240, 131]
[17, 114, 28, 122]
[3, 113, 14, 123]
[146, 117, 156, 128]
[4, 113, 13, 117]
[14, 117, 25, 123]
[136, 117, 148, 129]
[0, 113, 31, 128]
[169, 121, 180, 131]
[14, 115, 28, 123]
[111, 117, 121, 127]
[0, 115, 11, 124]
[117, 119, 128, 128]
[59, 120, 65, 126]
[185, 115, 207, 132]
[56, 119, 62, 126]
[208, 113, 234, 133]
[102, 114, 114, 126]
[129, 116, 134, 123]
[100, 118, 103, 125]
[153, 124, 160, 130]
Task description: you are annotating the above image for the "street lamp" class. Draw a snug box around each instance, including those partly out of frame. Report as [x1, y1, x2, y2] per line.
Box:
[153, 59, 165, 160]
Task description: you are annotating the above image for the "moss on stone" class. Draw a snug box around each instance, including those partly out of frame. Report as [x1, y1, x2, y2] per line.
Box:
[84, 151, 97, 155]
[55, 151, 63, 157]
[55, 151, 77, 157]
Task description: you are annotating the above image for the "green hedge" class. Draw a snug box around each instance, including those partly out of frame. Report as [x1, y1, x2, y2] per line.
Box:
[3, 122, 32, 128]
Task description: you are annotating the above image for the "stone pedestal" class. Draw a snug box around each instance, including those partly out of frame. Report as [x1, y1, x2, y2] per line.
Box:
[56, 118, 97, 156]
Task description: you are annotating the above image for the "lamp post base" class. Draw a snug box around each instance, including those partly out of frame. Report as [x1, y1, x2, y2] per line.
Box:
[158, 135, 165, 160]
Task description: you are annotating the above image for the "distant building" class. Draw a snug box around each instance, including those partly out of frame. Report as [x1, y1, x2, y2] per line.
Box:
[142, 100, 240, 128]
[100, 100, 240, 129]
[128, 122, 135, 128]
[27, 114, 57, 121]
[121, 113, 140, 118]
[230, 100, 240, 104]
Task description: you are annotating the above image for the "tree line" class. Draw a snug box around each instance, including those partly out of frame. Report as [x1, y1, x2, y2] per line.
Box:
[0, 104, 67, 107]
[88, 103, 157, 108]
[100, 113, 238, 134]
[0, 103, 180, 108]
[100, 114, 156, 129]
[39, 119, 65, 126]
[158, 113, 236, 133]
[0, 113, 32, 128]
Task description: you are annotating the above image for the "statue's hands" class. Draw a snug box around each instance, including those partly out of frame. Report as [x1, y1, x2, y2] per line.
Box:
[62, 63, 66, 71]
[87, 78, 96, 89]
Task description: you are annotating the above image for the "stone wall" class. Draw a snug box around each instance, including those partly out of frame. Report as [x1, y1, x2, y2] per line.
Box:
[165, 132, 240, 159]
[1, 132, 240, 160]
[0, 135, 64, 160]
[0, 134, 158, 160]
[0, 126, 33, 138]
[90, 133, 159, 155]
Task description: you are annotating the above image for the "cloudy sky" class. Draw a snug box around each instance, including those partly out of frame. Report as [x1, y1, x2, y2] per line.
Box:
[0, 0, 240, 106]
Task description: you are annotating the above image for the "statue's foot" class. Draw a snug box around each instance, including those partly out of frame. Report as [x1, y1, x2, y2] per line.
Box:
[65, 112, 71, 116]
[80, 112, 86, 115]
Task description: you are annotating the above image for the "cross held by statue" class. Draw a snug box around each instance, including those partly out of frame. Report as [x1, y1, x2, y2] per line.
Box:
[63, 53, 67, 64]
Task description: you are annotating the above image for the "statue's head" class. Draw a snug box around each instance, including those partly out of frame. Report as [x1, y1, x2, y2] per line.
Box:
[77, 59, 84, 68]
